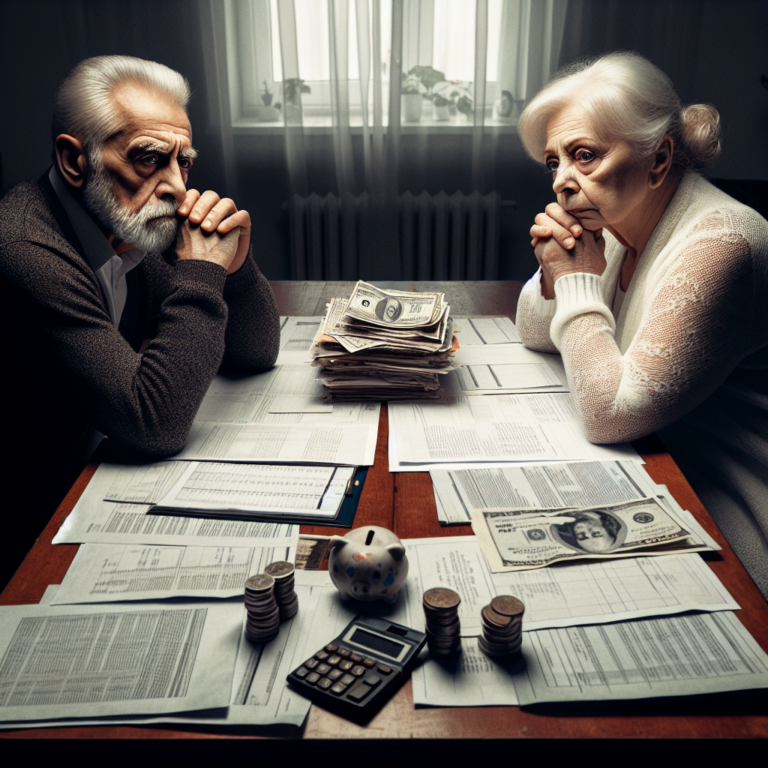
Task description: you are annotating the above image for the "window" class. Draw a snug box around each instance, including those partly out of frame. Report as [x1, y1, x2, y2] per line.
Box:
[225, 0, 561, 129]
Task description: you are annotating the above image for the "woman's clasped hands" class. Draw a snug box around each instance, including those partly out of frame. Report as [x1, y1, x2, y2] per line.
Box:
[530, 203, 607, 300]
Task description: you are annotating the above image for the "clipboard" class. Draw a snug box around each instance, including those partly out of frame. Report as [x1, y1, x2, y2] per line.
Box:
[148, 466, 368, 528]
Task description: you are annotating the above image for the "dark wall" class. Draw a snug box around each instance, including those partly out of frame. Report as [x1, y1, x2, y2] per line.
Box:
[2, 0, 766, 282]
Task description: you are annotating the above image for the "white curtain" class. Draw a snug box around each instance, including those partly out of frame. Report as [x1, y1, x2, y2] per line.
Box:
[274, 0, 566, 195]
[267, 0, 565, 276]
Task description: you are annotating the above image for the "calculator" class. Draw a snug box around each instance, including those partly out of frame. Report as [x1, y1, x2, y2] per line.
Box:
[286, 613, 427, 721]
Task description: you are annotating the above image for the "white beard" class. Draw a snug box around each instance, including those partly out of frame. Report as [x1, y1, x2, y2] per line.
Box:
[83, 149, 179, 254]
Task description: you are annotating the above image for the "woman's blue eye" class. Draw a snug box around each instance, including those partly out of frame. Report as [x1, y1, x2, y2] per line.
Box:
[576, 150, 595, 162]
[545, 159, 559, 172]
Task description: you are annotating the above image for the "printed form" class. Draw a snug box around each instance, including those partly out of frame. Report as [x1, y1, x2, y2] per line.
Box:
[431, 460, 652, 524]
[50, 542, 297, 604]
[414, 612, 768, 707]
[0, 602, 241, 722]
[443, 344, 567, 396]
[54, 486, 297, 550]
[400, 536, 737, 635]
[1, 584, 331, 729]
[279, 316, 324, 352]
[175, 422, 377, 466]
[389, 393, 639, 471]
[452, 317, 521, 345]
[95, 457, 355, 518]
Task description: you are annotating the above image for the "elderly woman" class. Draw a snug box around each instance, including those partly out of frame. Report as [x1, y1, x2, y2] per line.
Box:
[515, 52, 768, 597]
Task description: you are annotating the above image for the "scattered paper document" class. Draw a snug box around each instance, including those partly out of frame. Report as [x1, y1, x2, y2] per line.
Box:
[280, 316, 324, 352]
[443, 344, 567, 396]
[153, 463, 354, 519]
[431, 460, 651, 525]
[0, 602, 241, 722]
[415, 611, 768, 707]
[453, 317, 521, 345]
[412, 636, 521, 707]
[389, 394, 639, 471]
[515, 611, 768, 704]
[400, 536, 736, 635]
[54, 482, 297, 549]
[174, 422, 377, 466]
[50, 542, 297, 604]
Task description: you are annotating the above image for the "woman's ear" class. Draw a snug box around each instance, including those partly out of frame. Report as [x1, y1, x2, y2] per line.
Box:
[54, 134, 88, 189]
[649, 135, 674, 189]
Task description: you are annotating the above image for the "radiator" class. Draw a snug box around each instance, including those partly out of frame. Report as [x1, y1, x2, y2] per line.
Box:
[287, 190, 508, 280]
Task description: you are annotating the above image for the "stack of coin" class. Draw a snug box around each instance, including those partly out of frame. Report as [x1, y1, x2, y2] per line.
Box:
[244, 573, 280, 643]
[423, 587, 462, 658]
[478, 595, 524, 658]
[265, 560, 298, 620]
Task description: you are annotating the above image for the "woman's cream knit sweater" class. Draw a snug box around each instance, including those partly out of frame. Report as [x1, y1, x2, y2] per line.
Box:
[516, 173, 768, 596]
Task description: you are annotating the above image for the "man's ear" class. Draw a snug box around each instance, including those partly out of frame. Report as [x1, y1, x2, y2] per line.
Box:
[54, 134, 88, 189]
[649, 135, 674, 189]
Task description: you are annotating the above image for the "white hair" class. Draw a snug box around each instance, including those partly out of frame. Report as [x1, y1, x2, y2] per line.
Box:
[518, 51, 721, 171]
[53, 55, 191, 150]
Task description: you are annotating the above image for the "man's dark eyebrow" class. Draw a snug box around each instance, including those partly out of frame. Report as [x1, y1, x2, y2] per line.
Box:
[132, 142, 198, 160]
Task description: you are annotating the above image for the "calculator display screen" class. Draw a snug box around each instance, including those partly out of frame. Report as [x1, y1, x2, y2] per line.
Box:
[348, 627, 406, 660]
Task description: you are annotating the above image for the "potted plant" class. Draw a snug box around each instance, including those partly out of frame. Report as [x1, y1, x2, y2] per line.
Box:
[431, 81, 474, 121]
[261, 80, 274, 107]
[401, 72, 424, 121]
[283, 78, 311, 120]
[253, 80, 281, 122]
[432, 93, 451, 121]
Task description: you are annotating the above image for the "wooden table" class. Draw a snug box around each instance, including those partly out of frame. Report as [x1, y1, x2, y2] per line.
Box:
[2, 281, 767, 750]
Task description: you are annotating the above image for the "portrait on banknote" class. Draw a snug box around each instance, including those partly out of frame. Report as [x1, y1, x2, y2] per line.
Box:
[550, 510, 626, 554]
[374, 297, 404, 322]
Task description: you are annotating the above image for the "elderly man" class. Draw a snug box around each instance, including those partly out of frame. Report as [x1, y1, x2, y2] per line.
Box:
[0, 56, 280, 585]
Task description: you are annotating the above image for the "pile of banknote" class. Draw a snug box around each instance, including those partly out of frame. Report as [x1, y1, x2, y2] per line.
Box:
[312, 281, 457, 401]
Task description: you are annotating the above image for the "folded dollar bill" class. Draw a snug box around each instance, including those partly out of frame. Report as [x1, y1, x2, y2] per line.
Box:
[471, 498, 707, 571]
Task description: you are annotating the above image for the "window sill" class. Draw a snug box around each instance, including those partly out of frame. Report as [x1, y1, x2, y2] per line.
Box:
[231, 111, 520, 135]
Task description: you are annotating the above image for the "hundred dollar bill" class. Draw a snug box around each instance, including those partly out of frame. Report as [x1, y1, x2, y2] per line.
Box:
[344, 280, 446, 328]
[471, 498, 706, 572]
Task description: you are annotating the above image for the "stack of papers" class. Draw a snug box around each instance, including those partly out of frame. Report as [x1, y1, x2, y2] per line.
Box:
[312, 281, 457, 401]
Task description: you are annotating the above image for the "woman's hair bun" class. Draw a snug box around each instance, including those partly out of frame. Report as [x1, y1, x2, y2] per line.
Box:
[679, 103, 722, 167]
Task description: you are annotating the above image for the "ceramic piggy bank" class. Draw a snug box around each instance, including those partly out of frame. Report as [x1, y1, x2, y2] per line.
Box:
[328, 526, 409, 603]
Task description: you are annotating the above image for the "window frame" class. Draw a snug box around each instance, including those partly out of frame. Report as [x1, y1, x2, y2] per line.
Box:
[225, 0, 509, 131]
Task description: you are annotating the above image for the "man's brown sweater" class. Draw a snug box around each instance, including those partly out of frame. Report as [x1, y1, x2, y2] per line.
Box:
[0, 174, 280, 583]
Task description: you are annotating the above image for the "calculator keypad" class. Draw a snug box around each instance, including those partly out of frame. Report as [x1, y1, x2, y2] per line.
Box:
[292, 645, 397, 705]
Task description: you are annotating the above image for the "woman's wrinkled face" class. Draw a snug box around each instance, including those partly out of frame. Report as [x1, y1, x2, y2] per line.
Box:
[543, 104, 654, 233]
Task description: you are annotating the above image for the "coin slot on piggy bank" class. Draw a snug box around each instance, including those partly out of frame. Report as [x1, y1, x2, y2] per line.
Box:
[328, 526, 409, 603]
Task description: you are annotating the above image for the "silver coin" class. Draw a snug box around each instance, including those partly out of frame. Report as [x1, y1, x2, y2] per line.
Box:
[246, 606, 280, 620]
[265, 561, 295, 579]
[245, 574, 275, 593]
[245, 593, 277, 605]
[277, 594, 299, 609]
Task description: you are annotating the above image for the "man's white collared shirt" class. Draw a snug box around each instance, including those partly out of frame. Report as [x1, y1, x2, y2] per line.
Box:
[49, 167, 146, 328]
